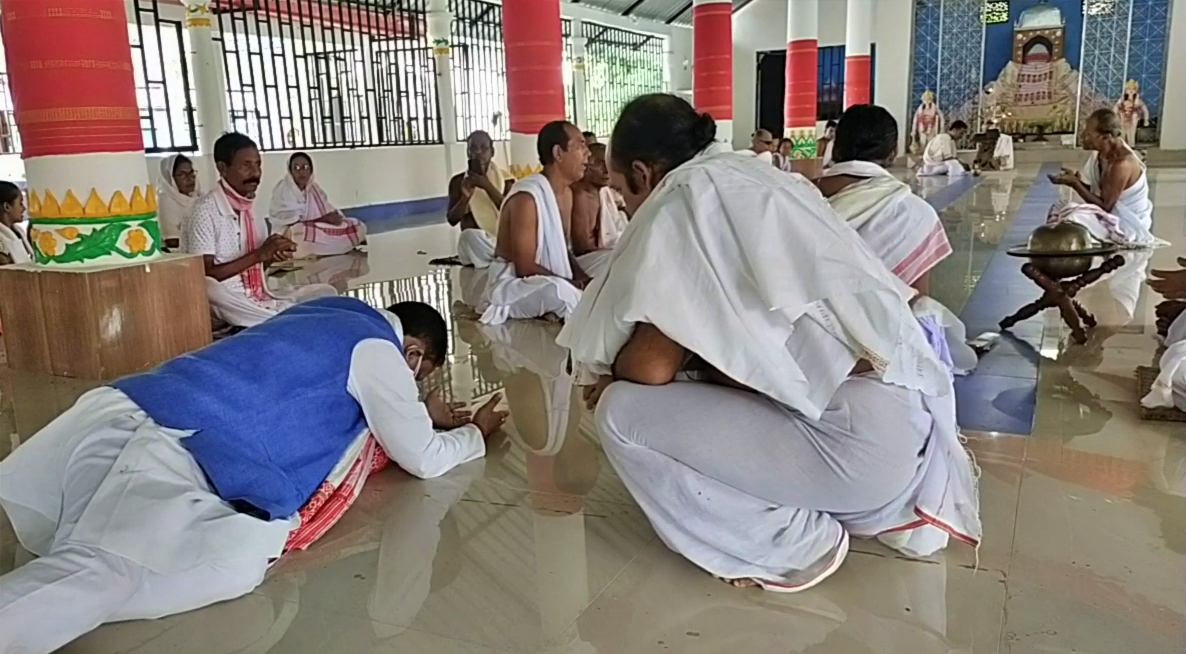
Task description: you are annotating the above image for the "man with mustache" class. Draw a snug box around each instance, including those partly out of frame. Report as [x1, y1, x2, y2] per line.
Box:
[182, 132, 334, 328]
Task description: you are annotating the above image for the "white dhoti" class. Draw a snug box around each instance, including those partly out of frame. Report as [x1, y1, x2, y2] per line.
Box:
[1143, 311, 1186, 412]
[993, 134, 1015, 170]
[597, 375, 957, 587]
[480, 174, 581, 325]
[917, 160, 966, 177]
[206, 277, 338, 329]
[0, 388, 293, 654]
[457, 228, 496, 268]
[575, 249, 613, 281]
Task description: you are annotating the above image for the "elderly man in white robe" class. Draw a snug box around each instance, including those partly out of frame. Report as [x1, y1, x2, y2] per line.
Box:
[918, 120, 969, 177]
[182, 133, 337, 328]
[448, 130, 512, 268]
[561, 94, 981, 591]
[1047, 108, 1165, 249]
[816, 104, 977, 375]
[478, 121, 599, 325]
[0, 298, 508, 654]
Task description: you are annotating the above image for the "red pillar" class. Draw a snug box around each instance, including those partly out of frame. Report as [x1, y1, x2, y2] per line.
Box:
[844, 0, 873, 108]
[692, 0, 733, 143]
[503, 0, 567, 176]
[784, 0, 818, 158]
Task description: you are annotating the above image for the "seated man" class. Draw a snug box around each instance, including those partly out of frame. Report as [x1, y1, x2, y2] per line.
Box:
[183, 132, 336, 328]
[771, 137, 794, 172]
[268, 151, 367, 258]
[0, 181, 30, 265]
[815, 104, 976, 374]
[918, 120, 969, 177]
[478, 121, 593, 325]
[559, 94, 980, 592]
[736, 129, 774, 164]
[0, 297, 507, 653]
[1145, 260, 1186, 411]
[817, 119, 838, 168]
[1048, 108, 1163, 248]
[570, 142, 626, 263]
[582, 131, 598, 146]
[448, 130, 511, 268]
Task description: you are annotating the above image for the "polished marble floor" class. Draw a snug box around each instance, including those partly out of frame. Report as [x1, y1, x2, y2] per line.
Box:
[1, 164, 1184, 653]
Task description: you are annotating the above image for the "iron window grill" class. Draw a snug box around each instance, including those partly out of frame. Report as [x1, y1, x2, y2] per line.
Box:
[448, 0, 574, 141]
[580, 22, 665, 138]
[215, 0, 440, 151]
[817, 44, 877, 121]
[130, 0, 199, 153]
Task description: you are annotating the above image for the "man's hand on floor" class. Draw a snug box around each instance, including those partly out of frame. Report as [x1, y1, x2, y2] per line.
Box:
[471, 394, 508, 438]
[426, 388, 472, 429]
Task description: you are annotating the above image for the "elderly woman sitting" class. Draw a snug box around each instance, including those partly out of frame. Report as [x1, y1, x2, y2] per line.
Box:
[157, 154, 200, 250]
[268, 152, 366, 258]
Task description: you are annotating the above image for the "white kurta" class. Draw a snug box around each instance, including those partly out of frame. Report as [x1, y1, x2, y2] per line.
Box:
[479, 174, 582, 325]
[184, 187, 336, 328]
[0, 221, 31, 264]
[918, 133, 965, 177]
[0, 312, 484, 654]
[560, 153, 980, 590]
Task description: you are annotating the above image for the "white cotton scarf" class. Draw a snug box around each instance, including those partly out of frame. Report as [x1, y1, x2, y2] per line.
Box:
[597, 186, 627, 249]
[993, 134, 1014, 170]
[500, 173, 572, 278]
[821, 160, 951, 285]
[157, 154, 200, 241]
[557, 152, 980, 546]
[1143, 311, 1186, 410]
[0, 221, 31, 264]
[269, 174, 336, 228]
[1063, 142, 1164, 248]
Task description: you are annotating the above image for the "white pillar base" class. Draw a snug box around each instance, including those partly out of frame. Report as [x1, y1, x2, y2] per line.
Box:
[509, 132, 541, 178]
[714, 119, 734, 148]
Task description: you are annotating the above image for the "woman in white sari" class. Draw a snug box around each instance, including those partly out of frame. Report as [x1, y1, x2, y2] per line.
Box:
[157, 154, 200, 250]
[269, 152, 366, 258]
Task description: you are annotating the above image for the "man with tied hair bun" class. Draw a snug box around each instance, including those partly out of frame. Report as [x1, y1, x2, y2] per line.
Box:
[1047, 107, 1161, 247]
[559, 93, 980, 592]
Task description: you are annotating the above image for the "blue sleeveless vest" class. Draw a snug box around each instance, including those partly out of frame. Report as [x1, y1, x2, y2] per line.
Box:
[113, 296, 401, 520]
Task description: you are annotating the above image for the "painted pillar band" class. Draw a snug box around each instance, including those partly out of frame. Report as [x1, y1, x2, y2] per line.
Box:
[428, 0, 458, 176]
[1, 0, 159, 266]
[503, 0, 566, 176]
[784, 0, 818, 158]
[692, 0, 732, 144]
[843, 0, 873, 108]
[571, 18, 588, 131]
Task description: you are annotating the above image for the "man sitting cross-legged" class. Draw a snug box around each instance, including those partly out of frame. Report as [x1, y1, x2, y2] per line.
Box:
[0, 297, 507, 653]
[183, 132, 336, 328]
[1047, 108, 1164, 248]
[815, 104, 977, 375]
[1144, 258, 1186, 412]
[448, 130, 513, 268]
[478, 121, 597, 325]
[559, 94, 981, 592]
[917, 120, 969, 177]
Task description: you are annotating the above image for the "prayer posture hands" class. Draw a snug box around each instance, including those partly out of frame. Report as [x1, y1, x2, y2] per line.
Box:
[471, 394, 509, 438]
[1149, 258, 1186, 300]
[318, 210, 346, 226]
[1048, 168, 1081, 187]
[426, 388, 472, 429]
[256, 233, 296, 264]
[465, 170, 497, 196]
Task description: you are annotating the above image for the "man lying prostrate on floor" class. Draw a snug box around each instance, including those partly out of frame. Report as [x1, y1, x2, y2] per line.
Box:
[571, 143, 627, 261]
[917, 120, 969, 177]
[558, 93, 981, 593]
[449, 130, 513, 267]
[0, 297, 508, 654]
[479, 121, 597, 325]
[1047, 108, 1164, 249]
[815, 104, 977, 375]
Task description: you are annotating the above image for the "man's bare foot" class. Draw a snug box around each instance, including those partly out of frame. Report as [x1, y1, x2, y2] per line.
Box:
[720, 577, 759, 588]
[541, 312, 564, 324]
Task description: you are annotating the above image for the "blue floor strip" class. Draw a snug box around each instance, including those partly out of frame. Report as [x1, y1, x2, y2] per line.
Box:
[922, 175, 981, 212]
[953, 163, 1062, 434]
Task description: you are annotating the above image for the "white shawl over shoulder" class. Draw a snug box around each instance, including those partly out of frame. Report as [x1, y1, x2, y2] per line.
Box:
[269, 174, 337, 228]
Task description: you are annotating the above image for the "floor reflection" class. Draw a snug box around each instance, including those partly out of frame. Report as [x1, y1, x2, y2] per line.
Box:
[3, 163, 1184, 654]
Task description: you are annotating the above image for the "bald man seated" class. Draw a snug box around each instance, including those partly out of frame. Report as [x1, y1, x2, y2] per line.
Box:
[737, 129, 775, 164]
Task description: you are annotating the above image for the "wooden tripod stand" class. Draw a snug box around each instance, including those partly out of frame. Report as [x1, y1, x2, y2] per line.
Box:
[999, 255, 1126, 344]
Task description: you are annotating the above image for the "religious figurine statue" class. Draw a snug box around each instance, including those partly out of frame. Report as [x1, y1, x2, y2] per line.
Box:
[911, 90, 944, 155]
[1114, 79, 1150, 146]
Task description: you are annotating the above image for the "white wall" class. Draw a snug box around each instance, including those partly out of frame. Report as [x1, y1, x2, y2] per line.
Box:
[730, 0, 913, 152]
[1161, 0, 1186, 150]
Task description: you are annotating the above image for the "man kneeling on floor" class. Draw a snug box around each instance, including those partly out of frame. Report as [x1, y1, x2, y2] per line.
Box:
[479, 120, 602, 325]
[0, 297, 507, 654]
[558, 94, 981, 592]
